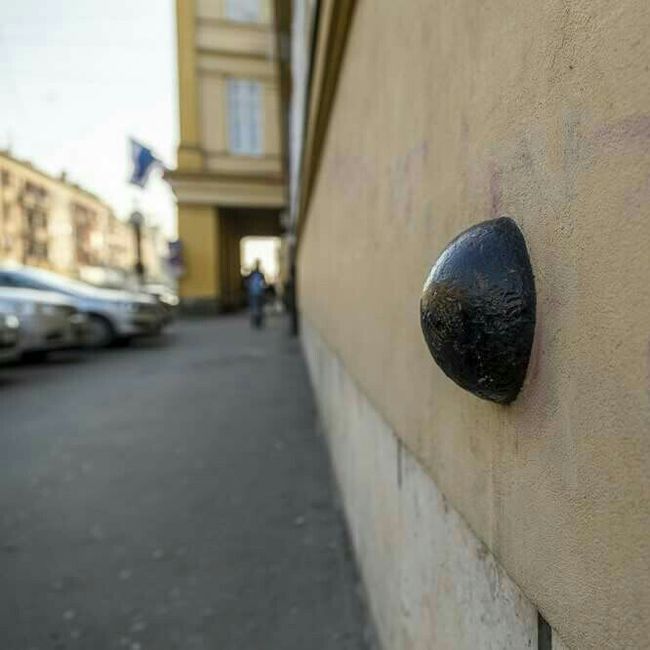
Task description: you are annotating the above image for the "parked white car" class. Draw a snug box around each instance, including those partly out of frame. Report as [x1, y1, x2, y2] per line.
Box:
[0, 288, 87, 358]
[0, 265, 165, 347]
[142, 283, 179, 326]
[0, 310, 20, 364]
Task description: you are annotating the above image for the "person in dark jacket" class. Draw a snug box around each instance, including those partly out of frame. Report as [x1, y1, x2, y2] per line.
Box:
[246, 260, 266, 328]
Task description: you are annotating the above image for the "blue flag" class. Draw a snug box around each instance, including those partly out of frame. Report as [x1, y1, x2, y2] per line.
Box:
[129, 138, 163, 187]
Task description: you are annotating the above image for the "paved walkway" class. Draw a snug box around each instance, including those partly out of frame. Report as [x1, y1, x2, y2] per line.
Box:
[0, 315, 369, 650]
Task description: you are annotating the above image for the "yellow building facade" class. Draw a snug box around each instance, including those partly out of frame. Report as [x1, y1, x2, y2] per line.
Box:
[168, 0, 286, 312]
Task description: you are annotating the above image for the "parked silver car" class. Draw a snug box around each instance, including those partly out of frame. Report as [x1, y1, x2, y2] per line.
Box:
[142, 283, 179, 326]
[0, 287, 87, 358]
[0, 265, 165, 348]
[0, 310, 20, 364]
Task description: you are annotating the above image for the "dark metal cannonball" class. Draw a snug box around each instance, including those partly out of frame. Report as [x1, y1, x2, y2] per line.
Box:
[420, 217, 536, 404]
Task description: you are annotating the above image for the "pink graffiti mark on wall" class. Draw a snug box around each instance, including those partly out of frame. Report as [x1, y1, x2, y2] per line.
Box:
[328, 153, 375, 202]
[389, 141, 429, 223]
[590, 114, 650, 154]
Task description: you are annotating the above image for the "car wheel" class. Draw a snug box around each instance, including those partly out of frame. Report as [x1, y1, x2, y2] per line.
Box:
[86, 315, 115, 348]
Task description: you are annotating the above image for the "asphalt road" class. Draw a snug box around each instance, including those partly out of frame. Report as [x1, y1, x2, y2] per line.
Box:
[0, 315, 370, 650]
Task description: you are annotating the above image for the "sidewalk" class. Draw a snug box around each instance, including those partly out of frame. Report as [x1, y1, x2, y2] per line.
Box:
[0, 314, 370, 650]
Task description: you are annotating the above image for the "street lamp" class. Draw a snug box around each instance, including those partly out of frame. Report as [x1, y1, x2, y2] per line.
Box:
[129, 210, 145, 284]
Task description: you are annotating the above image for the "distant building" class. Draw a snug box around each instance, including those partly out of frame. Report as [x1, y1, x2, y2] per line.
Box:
[0, 150, 167, 284]
[167, 0, 287, 312]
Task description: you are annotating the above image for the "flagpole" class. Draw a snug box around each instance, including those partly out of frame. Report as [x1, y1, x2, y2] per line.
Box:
[128, 136, 165, 287]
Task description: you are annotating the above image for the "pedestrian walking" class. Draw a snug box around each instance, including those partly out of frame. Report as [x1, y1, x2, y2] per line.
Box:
[246, 260, 266, 328]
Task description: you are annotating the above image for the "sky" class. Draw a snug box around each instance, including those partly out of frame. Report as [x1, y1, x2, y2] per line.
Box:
[0, 0, 178, 236]
[241, 236, 280, 281]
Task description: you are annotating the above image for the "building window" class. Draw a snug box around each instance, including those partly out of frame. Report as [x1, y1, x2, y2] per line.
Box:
[225, 0, 260, 23]
[227, 79, 263, 156]
[27, 240, 48, 260]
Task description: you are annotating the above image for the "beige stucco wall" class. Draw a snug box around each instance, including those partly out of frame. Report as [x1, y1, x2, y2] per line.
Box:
[297, 1, 650, 648]
[303, 321, 543, 650]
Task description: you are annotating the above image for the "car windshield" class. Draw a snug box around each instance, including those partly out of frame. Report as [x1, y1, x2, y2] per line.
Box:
[6, 268, 100, 298]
